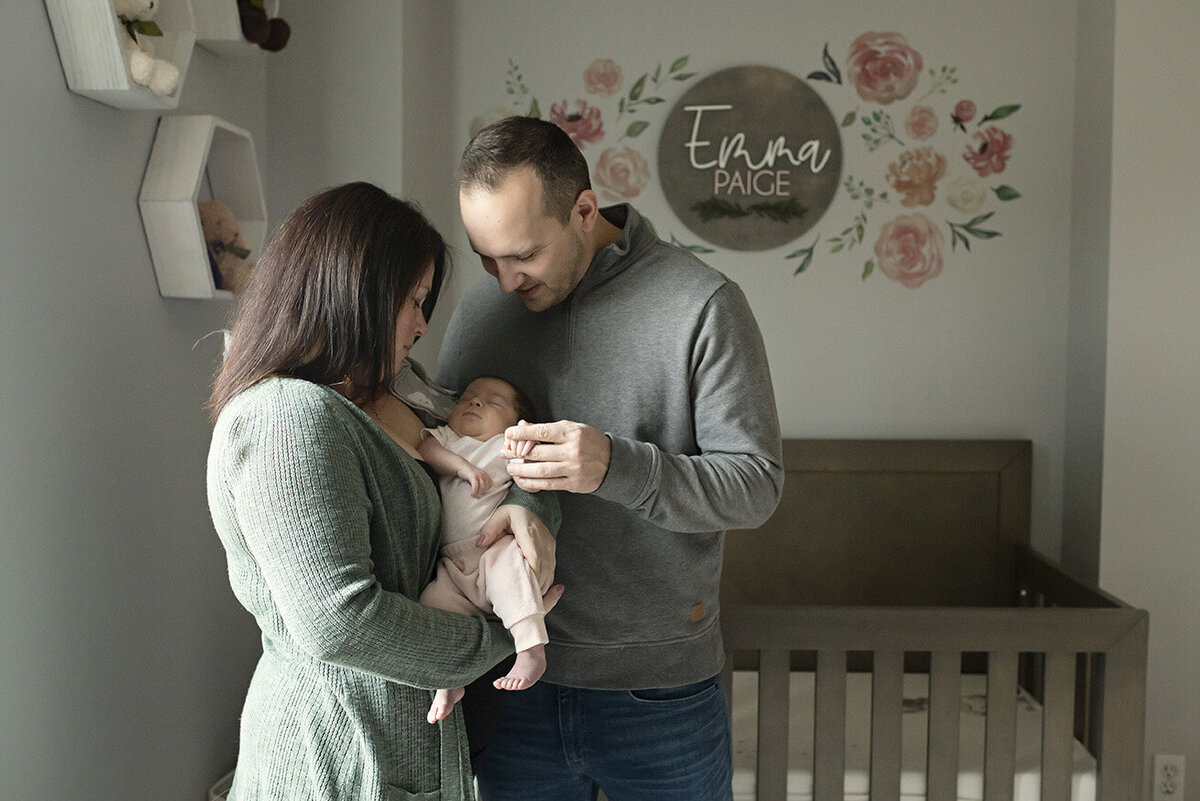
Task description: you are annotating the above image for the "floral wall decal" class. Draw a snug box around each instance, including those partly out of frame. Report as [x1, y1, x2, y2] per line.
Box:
[845, 32, 924, 105]
[548, 99, 605, 147]
[474, 31, 1022, 287]
[798, 31, 1023, 287]
[594, 145, 651, 203]
[582, 58, 623, 97]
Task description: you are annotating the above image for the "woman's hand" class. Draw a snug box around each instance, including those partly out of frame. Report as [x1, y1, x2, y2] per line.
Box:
[477, 504, 556, 593]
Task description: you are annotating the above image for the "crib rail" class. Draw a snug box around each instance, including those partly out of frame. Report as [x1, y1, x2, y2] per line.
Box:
[720, 604, 1147, 801]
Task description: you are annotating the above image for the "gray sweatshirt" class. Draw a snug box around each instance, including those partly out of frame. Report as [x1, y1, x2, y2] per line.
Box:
[437, 204, 784, 689]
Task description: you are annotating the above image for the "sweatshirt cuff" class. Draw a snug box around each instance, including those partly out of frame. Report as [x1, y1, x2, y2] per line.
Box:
[593, 434, 659, 508]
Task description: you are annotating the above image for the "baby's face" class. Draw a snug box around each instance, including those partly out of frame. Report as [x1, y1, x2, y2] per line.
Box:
[448, 377, 522, 441]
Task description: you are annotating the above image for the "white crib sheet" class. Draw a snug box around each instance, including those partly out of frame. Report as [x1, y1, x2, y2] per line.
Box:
[730, 671, 1096, 801]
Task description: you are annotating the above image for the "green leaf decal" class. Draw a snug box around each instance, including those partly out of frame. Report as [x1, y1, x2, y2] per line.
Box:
[948, 212, 1001, 251]
[993, 185, 1021, 201]
[625, 121, 650, 138]
[821, 43, 842, 84]
[528, 97, 541, 119]
[786, 236, 819, 275]
[629, 74, 647, 101]
[670, 56, 689, 72]
[981, 104, 1021, 123]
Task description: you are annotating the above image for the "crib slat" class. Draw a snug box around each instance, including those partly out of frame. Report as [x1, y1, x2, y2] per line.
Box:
[983, 651, 1018, 801]
[927, 651, 961, 801]
[870, 650, 904, 801]
[756, 648, 790, 801]
[1041, 651, 1076, 800]
[813, 650, 847, 801]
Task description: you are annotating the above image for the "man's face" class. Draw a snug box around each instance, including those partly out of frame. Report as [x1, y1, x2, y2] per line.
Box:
[459, 167, 589, 312]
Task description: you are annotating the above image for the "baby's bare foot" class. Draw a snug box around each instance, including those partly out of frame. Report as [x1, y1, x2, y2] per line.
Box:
[427, 687, 465, 724]
[493, 644, 546, 691]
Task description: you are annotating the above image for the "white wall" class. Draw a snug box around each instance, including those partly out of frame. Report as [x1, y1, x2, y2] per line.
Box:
[0, 4, 267, 798]
[1102, 0, 1200, 781]
[264, 2, 463, 365]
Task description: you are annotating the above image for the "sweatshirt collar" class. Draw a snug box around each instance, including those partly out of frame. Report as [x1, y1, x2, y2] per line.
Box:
[575, 204, 652, 296]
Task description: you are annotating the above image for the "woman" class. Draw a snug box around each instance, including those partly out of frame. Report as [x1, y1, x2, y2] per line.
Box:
[207, 182, 560, 800]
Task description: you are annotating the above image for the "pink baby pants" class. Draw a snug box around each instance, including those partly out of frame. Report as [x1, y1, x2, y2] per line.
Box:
[419, 534, 548, 652]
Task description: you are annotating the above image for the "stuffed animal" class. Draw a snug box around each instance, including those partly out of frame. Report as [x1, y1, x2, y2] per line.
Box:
[238, 0, 291, 52]
[113, 0, 179, 97]
[197, 200, 254, 293]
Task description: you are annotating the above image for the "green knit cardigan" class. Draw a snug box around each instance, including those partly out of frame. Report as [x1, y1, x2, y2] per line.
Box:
[207, 378, 556, 800]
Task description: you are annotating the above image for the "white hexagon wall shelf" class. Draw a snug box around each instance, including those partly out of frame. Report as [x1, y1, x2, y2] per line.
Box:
[139, 115, 267, 299]
[45, 0, 196, 111]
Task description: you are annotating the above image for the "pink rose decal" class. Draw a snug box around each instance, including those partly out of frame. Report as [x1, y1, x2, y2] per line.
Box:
[963, 125, 1013, 177]
[593, 146, 650, 202]
[886, 147, 947, 208]
[905, 105, 938, 141]
[954, 99, 976, 123]
[549, 99, 605, 148]
[847, 32, 924, 105]
[874, 214, 945, 288]
[583, 58, 623, 97]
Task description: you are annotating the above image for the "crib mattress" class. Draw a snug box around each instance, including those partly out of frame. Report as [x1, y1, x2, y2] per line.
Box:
[730, 671, 1096, 801]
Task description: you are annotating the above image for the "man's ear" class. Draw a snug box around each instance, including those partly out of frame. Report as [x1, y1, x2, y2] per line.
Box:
[573, 189, 602, 233]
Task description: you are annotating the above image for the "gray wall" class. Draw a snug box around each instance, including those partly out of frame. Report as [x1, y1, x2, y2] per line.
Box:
[0, 5, 265, 798]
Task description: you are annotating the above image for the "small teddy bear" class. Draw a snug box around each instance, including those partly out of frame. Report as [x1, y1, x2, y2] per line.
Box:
[112, 0, 179, 97]
[237, 0, 291, 52]
[198, 200, 254, 293]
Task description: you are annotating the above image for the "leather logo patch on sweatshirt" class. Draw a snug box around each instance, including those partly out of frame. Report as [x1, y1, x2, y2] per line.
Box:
[691, 603, 705, 623]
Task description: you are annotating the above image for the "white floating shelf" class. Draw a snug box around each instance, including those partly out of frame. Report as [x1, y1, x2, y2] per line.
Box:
[45, 0, 196, 110]
[139, 115, 267, 299]
[192, 0, 258, 57]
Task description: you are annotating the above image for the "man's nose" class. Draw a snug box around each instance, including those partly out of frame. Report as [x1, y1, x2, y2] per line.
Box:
[496, 265, 523, 293]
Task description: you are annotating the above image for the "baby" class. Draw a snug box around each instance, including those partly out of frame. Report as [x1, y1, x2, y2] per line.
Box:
[417, 376, 548, 724]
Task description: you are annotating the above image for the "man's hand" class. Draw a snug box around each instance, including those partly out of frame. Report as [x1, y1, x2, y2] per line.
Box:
[502, 420, 611, 494]
[477, 504, 556, 593]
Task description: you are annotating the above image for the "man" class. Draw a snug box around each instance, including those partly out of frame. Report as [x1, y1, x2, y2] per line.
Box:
[437, 115, 783, 801]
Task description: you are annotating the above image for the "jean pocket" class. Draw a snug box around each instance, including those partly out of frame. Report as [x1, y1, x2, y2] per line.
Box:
[384, 784, 440, 801]
[627, 675, 720, 703]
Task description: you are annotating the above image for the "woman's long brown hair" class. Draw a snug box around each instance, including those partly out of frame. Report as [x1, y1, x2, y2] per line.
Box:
[208, 182, 446, 420]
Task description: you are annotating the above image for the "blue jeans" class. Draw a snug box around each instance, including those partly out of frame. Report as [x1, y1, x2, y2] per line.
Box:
[474, 674, 733, 801]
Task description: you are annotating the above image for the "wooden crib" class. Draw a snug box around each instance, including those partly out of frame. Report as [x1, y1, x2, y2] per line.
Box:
[719, 439, 1147, 801]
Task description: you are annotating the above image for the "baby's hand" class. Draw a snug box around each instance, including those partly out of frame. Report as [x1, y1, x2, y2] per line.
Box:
[458, 465, 493, 498]
[503, 420, 536, 460]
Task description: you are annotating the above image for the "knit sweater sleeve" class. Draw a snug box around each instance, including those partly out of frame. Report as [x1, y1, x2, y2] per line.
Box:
[218, 384, 513, 689]
[593, 281, 785, 532]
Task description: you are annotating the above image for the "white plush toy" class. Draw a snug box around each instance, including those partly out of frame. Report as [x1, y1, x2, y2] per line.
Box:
[113, 0, 180, 97]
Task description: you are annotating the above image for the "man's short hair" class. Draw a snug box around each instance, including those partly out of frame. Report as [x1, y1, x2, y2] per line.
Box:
[458, 116, 591, 223]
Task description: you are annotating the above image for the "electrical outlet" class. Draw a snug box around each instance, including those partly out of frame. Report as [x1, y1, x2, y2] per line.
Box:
[1153, 754, 1185, 801]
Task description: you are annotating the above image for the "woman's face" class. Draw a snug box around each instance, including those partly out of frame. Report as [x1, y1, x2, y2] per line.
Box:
[394, 265, 434, 368]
